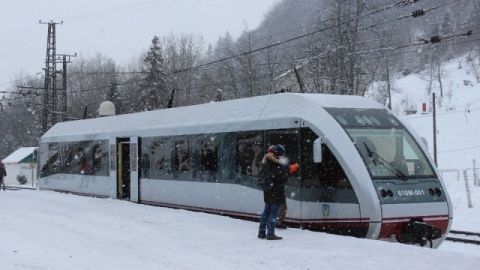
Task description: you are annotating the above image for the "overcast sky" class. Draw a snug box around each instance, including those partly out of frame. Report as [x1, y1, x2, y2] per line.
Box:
[0, 0, 280, 89]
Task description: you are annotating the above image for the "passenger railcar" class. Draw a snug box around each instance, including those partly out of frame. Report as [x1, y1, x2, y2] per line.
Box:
[37, 93, 452, 247]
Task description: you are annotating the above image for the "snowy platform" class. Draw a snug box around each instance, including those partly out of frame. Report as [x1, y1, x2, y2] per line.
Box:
[0, 189, 479, 270]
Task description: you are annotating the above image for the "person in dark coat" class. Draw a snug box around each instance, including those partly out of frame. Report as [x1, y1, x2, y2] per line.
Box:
[0, 161, 7, 191]
[258, 144, 288, 240]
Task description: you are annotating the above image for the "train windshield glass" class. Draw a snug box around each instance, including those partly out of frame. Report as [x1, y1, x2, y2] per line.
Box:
[325, 108, 436, 180]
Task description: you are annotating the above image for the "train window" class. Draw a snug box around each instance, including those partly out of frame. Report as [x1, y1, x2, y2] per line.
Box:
[62, 143, 78, 174]
[325, 108, 401, 128]
[40, 140, 109, 177]
[63, 142, 87, 175]
[90, 141, 109, 176]
[189, 135, 219, 182]
[300, 128, 358, 203]
[173, 140, 190, 173]
[236, 132, 264, 179]
[76, 145, 90, 175]
[218, 133, 236, 183]
[65, 140, 109, 176]
[348, 128, 435, 179]
[39, 143, 60, 177]
[142, 138, 167, 179]
[200, 136, 218, 181]
[266, 129, 301, 188]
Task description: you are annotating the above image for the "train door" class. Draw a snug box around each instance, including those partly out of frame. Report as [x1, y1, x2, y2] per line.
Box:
[117, 138, 130, 199]
[299, 127, 366, 237]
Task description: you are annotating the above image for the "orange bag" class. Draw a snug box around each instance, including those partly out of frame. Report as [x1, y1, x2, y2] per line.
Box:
[289, 163, 299, 174]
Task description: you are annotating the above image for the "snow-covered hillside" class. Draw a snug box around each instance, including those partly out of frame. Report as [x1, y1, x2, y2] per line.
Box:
[378, 55, 480, 171]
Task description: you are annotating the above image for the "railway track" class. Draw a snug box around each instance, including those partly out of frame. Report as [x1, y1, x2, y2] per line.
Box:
[446, 230, 480, 245]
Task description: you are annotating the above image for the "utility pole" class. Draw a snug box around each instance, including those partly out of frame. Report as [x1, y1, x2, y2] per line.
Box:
[56, 53, 77, 121]
[432, 92, 438, 166]
[39, 20, 63, 133]
[386, 57, 392, 110]
[293, 66, 306, 93]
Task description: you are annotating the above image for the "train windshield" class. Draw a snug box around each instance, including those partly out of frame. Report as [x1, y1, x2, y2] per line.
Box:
[325, 108, 436, 180]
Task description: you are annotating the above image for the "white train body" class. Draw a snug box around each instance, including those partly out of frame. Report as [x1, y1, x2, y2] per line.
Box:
[38, 93, 452, 247]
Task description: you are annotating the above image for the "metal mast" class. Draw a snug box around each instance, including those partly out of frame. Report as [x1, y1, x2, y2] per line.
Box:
[40, 20, 63, 133]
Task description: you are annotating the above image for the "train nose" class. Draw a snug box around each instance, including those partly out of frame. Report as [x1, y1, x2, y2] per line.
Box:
[396, 219, 443, 247]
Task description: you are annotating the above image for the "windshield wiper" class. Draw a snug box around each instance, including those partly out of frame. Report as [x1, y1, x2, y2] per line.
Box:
[363, 142, 377, 165]
[362, 142, 408, 180]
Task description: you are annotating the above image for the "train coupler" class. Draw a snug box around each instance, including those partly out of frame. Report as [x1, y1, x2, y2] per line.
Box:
[396, 219, 442, 247]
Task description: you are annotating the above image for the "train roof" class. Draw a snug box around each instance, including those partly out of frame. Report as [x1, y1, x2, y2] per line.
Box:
[41, 93, 384, 141]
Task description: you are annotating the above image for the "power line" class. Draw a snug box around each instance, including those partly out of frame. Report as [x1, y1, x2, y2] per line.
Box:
[7, 30, 476, 100]
[176, 0, 465, 75]
[239, 0, 409, 48]
[64, 0, 183, 22]
[3, 0, 473, 108]
[0, 26, 44, 59]
[439, 145, 480, 154]
[405, 106, 480, 120]
[186, 0, 417, 72]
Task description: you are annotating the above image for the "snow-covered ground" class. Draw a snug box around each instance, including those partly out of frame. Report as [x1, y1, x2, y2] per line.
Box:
[0, 182, 479, 270]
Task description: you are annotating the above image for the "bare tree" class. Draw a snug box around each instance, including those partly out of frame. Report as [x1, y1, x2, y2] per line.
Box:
[213, 32, 240, 100]
[161, 34, 203, 106]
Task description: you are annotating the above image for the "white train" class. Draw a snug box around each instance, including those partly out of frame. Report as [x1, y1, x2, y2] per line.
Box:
[38, 93, 452, 247]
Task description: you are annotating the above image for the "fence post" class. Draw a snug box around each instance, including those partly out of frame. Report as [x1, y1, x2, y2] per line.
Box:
[463, 170, 474, 208]
[474, 159, 478, 186]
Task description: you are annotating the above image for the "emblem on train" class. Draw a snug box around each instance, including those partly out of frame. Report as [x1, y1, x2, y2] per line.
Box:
[322, 204, 330, 217]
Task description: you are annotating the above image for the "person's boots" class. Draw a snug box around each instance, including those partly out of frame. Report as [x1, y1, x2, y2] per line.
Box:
[266, 235, 283, 240]
[258, 231, 266, 239]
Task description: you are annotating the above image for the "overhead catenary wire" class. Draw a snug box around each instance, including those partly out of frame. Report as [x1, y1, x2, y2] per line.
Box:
[3, 29, 477, 101]
[175, 0, 467, 75]
[1, 0, 460, 89]
[238, 0, 412, 48]
[185, 0, 426, 72]
[63, 0, 183, 22]
[1, 0, 473, 106]
[438, 145, 480, 154]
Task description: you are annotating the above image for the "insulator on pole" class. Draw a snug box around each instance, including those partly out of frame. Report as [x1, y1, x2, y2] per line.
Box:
[430, 36, 441, 44]
[412, 9, 426, 18]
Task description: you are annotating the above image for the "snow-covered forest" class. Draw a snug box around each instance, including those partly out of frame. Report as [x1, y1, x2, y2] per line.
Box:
[1, 0, 479, 158]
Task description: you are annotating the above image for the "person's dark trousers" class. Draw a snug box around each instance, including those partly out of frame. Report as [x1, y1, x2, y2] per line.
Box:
[277, 203, 287, 228]
[259, 203, 280, 237]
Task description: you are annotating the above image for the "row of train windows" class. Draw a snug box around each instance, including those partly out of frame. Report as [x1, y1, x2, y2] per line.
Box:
[39, 128, 358, 203]
[140, 128, 357, 202]
[39, 140, 110, 177]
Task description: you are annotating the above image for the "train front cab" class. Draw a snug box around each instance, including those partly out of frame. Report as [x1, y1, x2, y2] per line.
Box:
[324, 107, 451, 248]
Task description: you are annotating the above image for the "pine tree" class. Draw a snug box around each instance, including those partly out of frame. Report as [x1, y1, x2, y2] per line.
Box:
[143, 36, 168, 110]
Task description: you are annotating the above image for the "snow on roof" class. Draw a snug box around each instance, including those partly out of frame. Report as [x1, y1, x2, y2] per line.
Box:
[42, 93, 384, 140]
[2, 147, 37, 164]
